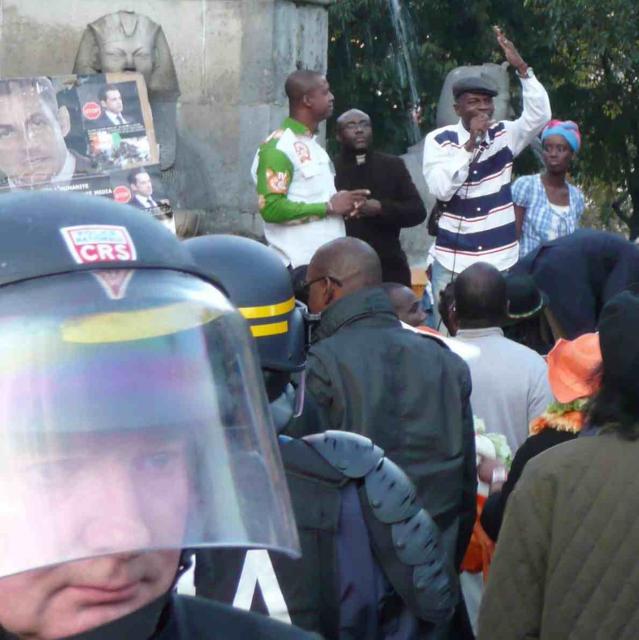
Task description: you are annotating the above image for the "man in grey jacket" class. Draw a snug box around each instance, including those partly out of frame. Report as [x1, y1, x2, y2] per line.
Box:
[288, 238, 476, 634]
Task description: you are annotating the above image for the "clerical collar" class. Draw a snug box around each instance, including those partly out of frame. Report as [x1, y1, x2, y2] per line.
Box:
[340, 148, 369, 165]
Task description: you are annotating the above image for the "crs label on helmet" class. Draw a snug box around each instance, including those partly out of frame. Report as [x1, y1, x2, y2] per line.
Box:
[60, 225, 137, 264]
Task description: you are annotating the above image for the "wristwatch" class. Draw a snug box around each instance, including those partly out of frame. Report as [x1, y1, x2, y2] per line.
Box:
[516, 66, 532, 79]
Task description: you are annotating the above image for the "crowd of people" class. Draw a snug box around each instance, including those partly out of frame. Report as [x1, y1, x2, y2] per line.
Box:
[0, 22, 639, 640]
[242, 23, 639, 640]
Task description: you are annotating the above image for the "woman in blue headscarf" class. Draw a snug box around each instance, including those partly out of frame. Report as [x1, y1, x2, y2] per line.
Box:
[512, 119, 585, 258]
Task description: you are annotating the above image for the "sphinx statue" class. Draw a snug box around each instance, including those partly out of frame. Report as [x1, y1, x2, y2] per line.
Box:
[73, 10, 180, 171]
[73, 11, 212, 236]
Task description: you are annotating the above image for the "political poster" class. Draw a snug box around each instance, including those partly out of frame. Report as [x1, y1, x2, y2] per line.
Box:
[0, 72, 174, 232]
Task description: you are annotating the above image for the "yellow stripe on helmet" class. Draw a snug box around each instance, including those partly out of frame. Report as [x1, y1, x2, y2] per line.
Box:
[250, 321, 289, 338]
[62, 302, 221, 344]
[239, 297, 295, 320]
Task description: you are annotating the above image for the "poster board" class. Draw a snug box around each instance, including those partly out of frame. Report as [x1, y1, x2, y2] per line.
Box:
[0, 72, 174, 231]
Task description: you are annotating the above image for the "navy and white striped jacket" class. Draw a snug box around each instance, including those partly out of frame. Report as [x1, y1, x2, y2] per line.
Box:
[423, 71, 551, 273]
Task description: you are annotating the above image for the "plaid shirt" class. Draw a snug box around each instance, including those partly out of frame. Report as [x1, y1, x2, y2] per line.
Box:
[513, 173, 584, 258]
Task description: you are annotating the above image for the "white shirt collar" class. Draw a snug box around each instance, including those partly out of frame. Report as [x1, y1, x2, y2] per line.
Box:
[456, 326, 504, 338]
[135, 194, 155, 207]
[455, 119, 471, 143]
[106, 110, 122, 125]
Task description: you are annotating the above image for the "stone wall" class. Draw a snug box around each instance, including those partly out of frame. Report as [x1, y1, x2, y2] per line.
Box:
[0, 0, 335, 236]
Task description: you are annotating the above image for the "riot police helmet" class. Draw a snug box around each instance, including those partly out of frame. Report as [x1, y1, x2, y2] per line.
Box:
[0, 191, 299, 580]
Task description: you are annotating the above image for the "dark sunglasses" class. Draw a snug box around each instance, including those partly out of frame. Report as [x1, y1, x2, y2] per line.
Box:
[300, 275, 343, 292]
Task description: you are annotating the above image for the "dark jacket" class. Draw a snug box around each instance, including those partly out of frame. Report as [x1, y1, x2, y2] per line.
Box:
[196, 435, 451, 639]
[287, 288, 476, 570]
[480, 428, 577, 541]
[91, 112, 133, 129]
[334, 150, 426, 286]
[0, 593, 315, 640]
[513, 229, 639, 339]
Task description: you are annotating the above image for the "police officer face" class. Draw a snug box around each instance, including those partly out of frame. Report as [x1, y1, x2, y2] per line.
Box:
[0, 88, 70, 187]
[0, 430, 191, 638]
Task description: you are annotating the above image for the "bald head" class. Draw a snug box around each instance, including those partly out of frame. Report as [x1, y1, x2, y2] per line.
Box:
[312, 237, 381, 286]
[306, 238, 382, 312]
[285, 69, 334, 128]
[285, 70, 324, 105]
[454, 262, 507, 328]
[382, 282, 426, 327]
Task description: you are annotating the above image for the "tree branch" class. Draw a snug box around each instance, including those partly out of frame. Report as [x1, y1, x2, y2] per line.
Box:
[612, 197, 631, 225]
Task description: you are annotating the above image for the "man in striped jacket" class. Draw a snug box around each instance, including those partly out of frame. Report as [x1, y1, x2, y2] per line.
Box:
[423, 27, 551, 329]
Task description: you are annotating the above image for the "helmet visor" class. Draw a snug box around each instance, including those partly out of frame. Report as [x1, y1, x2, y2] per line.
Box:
[0, 269, 299, 578]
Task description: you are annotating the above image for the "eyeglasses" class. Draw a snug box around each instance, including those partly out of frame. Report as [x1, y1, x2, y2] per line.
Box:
[300, 275, 343, 293]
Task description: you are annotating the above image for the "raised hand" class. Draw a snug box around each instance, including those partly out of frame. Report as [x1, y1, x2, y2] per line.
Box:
[493, 26, 528, 76]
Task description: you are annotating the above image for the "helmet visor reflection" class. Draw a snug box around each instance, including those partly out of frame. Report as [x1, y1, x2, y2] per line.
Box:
[0, 269, 299, 578]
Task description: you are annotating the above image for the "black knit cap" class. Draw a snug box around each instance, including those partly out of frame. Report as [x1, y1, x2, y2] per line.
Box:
[452, 75, 499, 99]
[598, 289, 639, 392]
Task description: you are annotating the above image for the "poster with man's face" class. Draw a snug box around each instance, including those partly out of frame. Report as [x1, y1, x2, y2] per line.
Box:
[0, 72, 170, 229]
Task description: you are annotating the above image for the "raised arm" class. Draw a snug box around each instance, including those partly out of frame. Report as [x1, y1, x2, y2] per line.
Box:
[495, 26, 552, 156]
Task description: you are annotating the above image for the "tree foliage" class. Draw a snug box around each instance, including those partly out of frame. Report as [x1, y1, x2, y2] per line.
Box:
[328, 0, 639, 237]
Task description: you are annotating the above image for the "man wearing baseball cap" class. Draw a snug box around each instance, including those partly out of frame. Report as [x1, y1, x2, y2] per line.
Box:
[423, 26, 551, 330]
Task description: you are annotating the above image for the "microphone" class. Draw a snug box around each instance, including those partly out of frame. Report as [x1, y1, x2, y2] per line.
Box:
[473, 121, 495, 148]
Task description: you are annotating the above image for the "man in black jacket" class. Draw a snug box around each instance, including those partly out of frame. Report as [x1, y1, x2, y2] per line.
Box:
[288, 237, 477, 638]
[186, 235, 456, 640]
[334, 109, 426, 286]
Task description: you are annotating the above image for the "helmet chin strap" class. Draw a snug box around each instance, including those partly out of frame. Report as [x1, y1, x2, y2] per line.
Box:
[269, 384, 296, 433]
[171, 549, 194, 589]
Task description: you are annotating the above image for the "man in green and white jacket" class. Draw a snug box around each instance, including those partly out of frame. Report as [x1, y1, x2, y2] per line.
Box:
[251, 70, 369, 268]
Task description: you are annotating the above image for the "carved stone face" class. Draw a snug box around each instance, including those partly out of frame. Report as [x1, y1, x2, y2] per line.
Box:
[98, 36, 154, 82]
[73, 11, 180, 170]
[74, 11, 179, 95]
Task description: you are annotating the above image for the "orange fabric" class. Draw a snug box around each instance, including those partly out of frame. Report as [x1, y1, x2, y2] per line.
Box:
[415, 325, 443, 337]
[461, 494, 496, 579]
[547, 333, 601, 403]
[529, 409, 584, 435]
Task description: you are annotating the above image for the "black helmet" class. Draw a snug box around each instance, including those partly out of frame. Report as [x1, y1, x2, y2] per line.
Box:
[0, 191, 203, 287]
[0, 192, 300, 578]
[184, 234, 307, 374]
